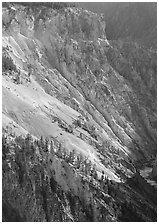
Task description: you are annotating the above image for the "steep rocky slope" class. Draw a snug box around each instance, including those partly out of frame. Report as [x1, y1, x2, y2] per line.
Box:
[2, 3, 157, 222]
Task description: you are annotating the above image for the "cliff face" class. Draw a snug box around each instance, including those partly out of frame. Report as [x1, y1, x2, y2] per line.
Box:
[2, 3, 157, 222]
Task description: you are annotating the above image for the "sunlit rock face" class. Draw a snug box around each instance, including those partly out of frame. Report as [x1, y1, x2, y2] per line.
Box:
[2, 3, 157, 222]
[24, 4, 156, 160]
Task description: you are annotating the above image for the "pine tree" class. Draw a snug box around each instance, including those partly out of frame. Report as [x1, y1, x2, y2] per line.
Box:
[2, 134, 9, 160]
[40, 136, 44, 148]
[68, 149, 75, 163]
[101, 171, 104, 182]
[38, 136, 45, 157]
[56, 143, 62, 158]
[81, 164, 85, 173]
[50, 140, 54, 155]
[86, 160, 92, 175]
[44, 137, 49, 152]
[90, 164, 95, 177]
[94, 170, 98, 180]
[76, 155, 81, 169]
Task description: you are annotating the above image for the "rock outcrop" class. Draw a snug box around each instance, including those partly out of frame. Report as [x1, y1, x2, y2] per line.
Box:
[2, 3, 157, 222]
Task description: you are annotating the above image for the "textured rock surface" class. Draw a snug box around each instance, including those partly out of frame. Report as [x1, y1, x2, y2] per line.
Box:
[151, 158, 157, 181]
[2, 3, 157, 222]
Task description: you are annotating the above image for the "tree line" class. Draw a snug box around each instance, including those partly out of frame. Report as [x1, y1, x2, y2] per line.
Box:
[3, 2, 76, 10]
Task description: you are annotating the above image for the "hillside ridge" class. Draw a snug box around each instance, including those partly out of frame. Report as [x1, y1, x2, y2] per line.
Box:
[2, 3, 157, 222]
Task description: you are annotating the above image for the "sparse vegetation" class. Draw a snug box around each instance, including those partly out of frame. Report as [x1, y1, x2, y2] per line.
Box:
[2, 131, 157, 222]
[9, 2, 76, 10]
[73, 117, 98, 140]
[2, 54, 17, 72]
[2, 1, 157, 222]
[2, 133, 115, 221]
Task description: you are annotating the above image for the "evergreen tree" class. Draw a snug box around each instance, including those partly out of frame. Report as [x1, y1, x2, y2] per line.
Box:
[76, 155, 81, 169]
[40, 136, 44, 147]
[81, 164, 85, 173]
[68, 149, 75, 163]
[44, 137, 49, 153]
[50, 140, 54, 155]
[101, 171, 105, 182]
[38, 136, 45, 157]
[56, 143, 62, 158]
[85, 160, 92, 175]
[2, 135, 9, 160]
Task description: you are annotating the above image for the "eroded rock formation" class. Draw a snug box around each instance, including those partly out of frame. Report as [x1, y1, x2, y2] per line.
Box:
[2, 3, 157, 222]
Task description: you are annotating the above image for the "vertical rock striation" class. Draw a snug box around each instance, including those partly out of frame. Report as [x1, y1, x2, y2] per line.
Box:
[2, 3, 157, 222]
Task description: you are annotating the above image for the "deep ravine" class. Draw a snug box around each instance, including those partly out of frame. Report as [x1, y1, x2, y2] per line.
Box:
[2, 2, 157, 222]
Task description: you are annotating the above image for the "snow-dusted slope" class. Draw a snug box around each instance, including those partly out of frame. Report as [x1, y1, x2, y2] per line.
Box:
[2, 3, 157, 222]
